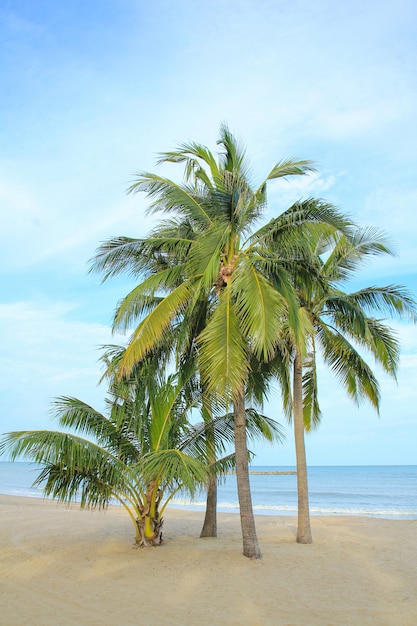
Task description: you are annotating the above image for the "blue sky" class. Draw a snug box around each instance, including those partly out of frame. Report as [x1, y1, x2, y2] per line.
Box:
[1, 0, 417, 465]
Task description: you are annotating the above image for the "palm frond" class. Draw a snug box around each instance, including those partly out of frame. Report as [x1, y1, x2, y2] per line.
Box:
[217, 122, 250, 178]
[255, 199, 352, 244]
[51, 396, 140, 463]
[139, 450, 208, 496]
[323, 227, 395, 282]
[157, 141, 219, 185]
[318, 326, 380, 410]
[264, 158, 317, 181]
[348, 285, 417, 321]
[245, 408, 285, 443]
[187, 224, 229, 289]
[362, 318, 400, 378]
[323, 292, 368, 338]
[210, 452, 236, 477]
[89, 237, 146, 281]
[302, 351, 321, 431]
[232, 258, 288, 361]
[116, 281, 193, 377]
[0, 430, 137, 508]
[198, 286, 249, 399]
[127, 173, 213, 227]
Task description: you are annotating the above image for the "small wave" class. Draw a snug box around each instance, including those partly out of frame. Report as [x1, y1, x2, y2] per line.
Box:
[171, 498, 241, 510]
[309, 506, 417, 517]
[170, 498, 417, 519]
[0, 488, 44, 499]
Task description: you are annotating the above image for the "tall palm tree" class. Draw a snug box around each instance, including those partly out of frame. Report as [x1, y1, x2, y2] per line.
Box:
[90, 124, 350, 558]
[286, 227, 417, 543]
[93, 223, 284, 542]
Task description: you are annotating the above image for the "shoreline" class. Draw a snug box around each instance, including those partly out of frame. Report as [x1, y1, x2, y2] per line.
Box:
[1, 490, 415, 520]
[1, 495, 416, 625]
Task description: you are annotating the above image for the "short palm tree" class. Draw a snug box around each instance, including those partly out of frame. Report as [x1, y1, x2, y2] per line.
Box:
[90, 124, 351, 557]
[285, 227, 417, 543]
[0, 361, 210, 546]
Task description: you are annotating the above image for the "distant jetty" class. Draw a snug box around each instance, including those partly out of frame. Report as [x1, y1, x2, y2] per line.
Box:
[250, 470, 297, 475]
[227, 470, 297, 475]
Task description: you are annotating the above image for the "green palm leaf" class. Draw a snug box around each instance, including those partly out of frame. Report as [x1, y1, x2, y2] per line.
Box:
[232, 258, 287, 361]
[157, 141, 219, 185]
[0, 430, 136, 508]
[51, 396, 140, 463]
[117, 281, 194, 377]
[349, 285, 417, 320]
[139, 449, 207, 496]
[198, 286, 249, 398]
[322, 227, 394, 283]
[318, 326, 380, 409]
[128, 173, 214, 227]
[264, 158, 317, 181]
[302, 351, 321, 431]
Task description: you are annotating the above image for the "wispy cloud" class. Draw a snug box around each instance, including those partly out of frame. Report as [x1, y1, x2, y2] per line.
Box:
[0, 301, 126, 430]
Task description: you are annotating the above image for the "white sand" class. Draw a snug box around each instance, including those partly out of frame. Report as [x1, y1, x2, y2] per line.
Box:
[1, 495, 416, 625]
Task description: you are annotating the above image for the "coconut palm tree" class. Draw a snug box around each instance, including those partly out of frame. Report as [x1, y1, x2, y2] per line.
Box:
[93, 226, 285, 542]
[285, 227, 417, 543]
[100, 344, 285, 540]
[90, 124, 351, 558]
[0, 361, 212, 547]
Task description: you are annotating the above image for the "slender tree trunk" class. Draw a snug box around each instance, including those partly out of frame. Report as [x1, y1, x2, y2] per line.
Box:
[200, 473, 217, 537]
[293, 349, 313, 544]
[200, 400, 218, 537]
[234, 389, 261, 559]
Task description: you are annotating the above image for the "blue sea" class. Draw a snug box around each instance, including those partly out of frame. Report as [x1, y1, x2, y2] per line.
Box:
[0, 462, 416, 519]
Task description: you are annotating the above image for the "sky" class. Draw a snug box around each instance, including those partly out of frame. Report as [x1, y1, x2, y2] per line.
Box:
[1, 0, 417, 466]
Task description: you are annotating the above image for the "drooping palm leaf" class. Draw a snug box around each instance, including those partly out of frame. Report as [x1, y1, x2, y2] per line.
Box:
[301, 350, 321, 431]
[197, 286, 249, 398]
[317, 325, 380, 409]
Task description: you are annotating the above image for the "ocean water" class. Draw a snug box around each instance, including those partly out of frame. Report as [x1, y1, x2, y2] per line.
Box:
[0, 462, 416, 520]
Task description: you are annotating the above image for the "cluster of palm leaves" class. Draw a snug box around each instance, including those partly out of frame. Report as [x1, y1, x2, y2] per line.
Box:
[0, 345, 281, 547]
[1, 125, 415, 557]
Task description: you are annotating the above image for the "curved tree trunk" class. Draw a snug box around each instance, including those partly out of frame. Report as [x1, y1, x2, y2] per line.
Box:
[200, 473, 218, 537]
[234, 390, 261, 559]
[293, 349, 313, 544]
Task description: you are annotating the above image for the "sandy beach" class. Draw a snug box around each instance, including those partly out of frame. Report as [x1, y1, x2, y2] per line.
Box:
[0, 495, 416, 625]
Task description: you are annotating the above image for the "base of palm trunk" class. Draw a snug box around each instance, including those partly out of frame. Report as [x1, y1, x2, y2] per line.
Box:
[241, 514, 262, 558]
[296, 532, 313, 544]
[243, 545, 262, 559]
[234, 391, 262, 559]
[200, 477, 218, 537]
[200, 521, 217, 537]
[135, 516, 163, 547]
[296, 510, 313, 544]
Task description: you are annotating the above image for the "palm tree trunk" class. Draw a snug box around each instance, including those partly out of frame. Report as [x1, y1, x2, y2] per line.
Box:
[135, 481, 164, 547]
[234, 389, 261, 559]
[199, 399, 218, 537]
[200, 473, 217, 537]
[293, 349, 313, 543]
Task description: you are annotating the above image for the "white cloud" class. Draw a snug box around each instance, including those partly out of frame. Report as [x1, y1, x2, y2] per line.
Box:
[265, 171, 338, 216]
[0, 301, 126, 432]
[0, 167, 156, 272]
